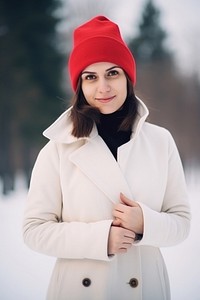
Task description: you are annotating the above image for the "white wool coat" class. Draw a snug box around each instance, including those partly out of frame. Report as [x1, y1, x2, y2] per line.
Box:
[23, 98, 190, 300]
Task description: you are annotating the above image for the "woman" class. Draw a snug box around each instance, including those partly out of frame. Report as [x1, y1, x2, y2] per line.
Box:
[23, 16, 191, 300]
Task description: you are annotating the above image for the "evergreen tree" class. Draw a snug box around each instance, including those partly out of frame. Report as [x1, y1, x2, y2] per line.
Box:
[129, 0, 170, 63]
[0, 0, 65, 193]
[127, 0, 200, 166]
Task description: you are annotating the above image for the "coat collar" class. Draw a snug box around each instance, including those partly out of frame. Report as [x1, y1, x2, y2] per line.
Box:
[43, 98, 149, 204]
[69, 135, 134, 202]
[43, 97, 149, 144]
[43, 107, 97, 144]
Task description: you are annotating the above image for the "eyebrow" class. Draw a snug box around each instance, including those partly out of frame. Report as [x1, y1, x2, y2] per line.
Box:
[81, 65, 121, 75]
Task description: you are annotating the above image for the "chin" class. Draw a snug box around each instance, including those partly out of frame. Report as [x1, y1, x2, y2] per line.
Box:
[99, 107, 119, 114]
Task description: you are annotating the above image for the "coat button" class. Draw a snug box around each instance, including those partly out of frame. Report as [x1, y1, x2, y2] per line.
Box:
[82, 278, 91, 287]
[128, 278, 139, 288]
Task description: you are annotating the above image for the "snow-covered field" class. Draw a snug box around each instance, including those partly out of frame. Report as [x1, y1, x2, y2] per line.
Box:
[0, 168, 199, 300]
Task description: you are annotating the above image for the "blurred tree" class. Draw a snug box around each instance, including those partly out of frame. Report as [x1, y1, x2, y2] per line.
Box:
[0, 0, 65, 194]
[128, 0, 170, 62]
[128, 0, 200, 166]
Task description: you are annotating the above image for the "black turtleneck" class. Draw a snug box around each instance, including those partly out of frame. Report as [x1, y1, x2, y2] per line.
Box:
[97, 104, 132, 160]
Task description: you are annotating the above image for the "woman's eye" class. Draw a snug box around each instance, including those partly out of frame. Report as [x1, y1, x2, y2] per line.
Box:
[84, 74, 96, 80]
[107, 70, 119, 77]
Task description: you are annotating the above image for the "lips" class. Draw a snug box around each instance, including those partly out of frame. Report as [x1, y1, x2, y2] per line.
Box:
[95, 95, 116, 103]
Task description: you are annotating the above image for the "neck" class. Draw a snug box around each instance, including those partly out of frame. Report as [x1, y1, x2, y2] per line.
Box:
[98, 101, 129, 133]
[96, 101, 131, 160]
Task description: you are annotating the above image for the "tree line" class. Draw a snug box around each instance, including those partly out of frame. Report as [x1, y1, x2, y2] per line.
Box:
[0, 0, 199, 194]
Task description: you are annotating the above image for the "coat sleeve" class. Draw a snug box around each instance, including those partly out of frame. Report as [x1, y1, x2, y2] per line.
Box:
[136, 131, 191, 247]
[23, 141, 113, 261]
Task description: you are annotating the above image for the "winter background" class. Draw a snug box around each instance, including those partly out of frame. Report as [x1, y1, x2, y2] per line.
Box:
[0, 168, 200, 300]
[1, 0, 200, 299]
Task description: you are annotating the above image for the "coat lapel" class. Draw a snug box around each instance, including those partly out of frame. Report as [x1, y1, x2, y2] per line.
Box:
[69, 135, 132, 204]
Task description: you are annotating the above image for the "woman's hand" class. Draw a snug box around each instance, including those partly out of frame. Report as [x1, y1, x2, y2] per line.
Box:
[108, 225, 135, 255]
[112, 193, 144, 234]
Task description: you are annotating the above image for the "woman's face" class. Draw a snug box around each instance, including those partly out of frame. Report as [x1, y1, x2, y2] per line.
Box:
[81, 62, 127, 114]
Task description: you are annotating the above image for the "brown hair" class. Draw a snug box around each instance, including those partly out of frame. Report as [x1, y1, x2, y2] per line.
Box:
[70, 74, 138, 138]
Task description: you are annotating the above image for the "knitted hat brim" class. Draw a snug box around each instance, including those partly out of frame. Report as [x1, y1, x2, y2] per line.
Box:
[69, 36, 136, 91]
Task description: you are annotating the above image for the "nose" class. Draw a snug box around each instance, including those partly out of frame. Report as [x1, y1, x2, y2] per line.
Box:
[97, 77, 111, 93]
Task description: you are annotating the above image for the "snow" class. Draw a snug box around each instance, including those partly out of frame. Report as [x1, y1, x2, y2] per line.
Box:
[0, 176, 55, 300]
[0, 169, 199, 300]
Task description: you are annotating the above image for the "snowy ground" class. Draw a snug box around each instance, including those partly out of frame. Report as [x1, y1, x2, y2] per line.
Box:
[0, 168, 199, 300]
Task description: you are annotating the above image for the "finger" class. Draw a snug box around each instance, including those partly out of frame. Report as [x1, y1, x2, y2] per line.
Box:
[124, 234, 135, 243]
[120, 242, 133, 251]
[120, 193, 138, 207]
[122, 241, 133, 248]
[112, 218, 121, 226]
[118, 248, 127, 253]
[122, 239, 134, 248]
[124, 229, 135, 240]
[113, 209, 124, 220]
[114, 203, 125, 212]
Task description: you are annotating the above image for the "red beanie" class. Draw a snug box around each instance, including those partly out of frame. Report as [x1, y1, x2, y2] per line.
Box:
[68, 15, 136, 91]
